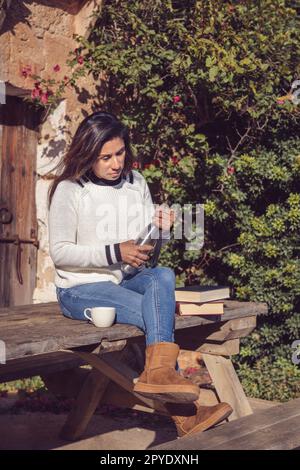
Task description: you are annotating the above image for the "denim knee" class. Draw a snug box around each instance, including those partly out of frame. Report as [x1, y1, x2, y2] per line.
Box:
[151, 267, 176, 287]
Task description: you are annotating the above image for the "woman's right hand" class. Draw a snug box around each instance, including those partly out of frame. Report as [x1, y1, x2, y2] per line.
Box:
[119, 240, 153, 268]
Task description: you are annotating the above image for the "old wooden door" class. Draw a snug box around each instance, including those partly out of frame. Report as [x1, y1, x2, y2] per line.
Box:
[0, 95, 41, 307]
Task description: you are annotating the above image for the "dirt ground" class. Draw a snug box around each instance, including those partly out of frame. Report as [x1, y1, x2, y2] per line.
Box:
[0, 398, 177, 450]
[0, 394, 279, 450]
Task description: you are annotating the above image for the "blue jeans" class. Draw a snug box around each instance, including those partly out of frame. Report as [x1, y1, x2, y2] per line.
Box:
[56, 266, 176, 346]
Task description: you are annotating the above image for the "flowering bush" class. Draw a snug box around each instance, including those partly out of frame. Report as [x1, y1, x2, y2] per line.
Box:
[79, 0, 300, 401]
[203, 138, 300, 400]
[21, 48, 88, 114]
[23, 0, 300, 400]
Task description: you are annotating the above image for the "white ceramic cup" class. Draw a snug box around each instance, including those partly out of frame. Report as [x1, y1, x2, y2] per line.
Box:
[84, 306, 116, 328]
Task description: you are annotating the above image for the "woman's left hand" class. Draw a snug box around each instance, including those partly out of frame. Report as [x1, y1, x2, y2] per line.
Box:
[153, 204, 175, 231]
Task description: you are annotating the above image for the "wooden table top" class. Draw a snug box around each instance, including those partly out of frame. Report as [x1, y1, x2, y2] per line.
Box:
[0, 300, 268, 361]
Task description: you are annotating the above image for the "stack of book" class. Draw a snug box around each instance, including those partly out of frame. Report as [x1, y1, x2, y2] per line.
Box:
[175, 285, 230, 317]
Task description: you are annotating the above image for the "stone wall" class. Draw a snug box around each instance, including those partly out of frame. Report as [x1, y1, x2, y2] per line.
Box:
[0, 0, 104, 303]
[34, 100, 67, 303]
[0, 0, 102, 130]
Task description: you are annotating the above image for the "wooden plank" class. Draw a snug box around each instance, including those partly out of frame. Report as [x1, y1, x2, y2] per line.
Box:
[197, 388, 219, 407]
[59, 346, 132, 440]
[247, 397, 280, 412]
[0, 300, 267, 322]
[73, 350, 167, 414]
[0, 321, 144, 361]
[197, 339, 240, 356]
[60, 367, 111, 441]
[150, 398, 300, 450]
[0, 340, 129, 383]
[0, 300, 267, 361]
[101, 381, 167, 415]
[0, 96, 40, 307]
[0, 351, 87, 383]
[206, 316, 257, 341]
[0, 105, 12, 307]
[202, 353, 252, 420]
[176, 317, 257, 352]
[0, 339, 133, 383]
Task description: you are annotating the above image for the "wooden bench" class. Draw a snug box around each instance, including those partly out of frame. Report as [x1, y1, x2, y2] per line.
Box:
[150, 397, 300, 450]
[0, 300, 268, 441]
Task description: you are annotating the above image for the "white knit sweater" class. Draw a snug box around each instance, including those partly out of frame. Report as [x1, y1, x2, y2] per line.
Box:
[48, 170, 169, 288]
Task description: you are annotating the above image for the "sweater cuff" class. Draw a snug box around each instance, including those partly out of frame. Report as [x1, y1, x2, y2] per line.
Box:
[105, 243, 122, 265]
[114, 243, 122, 263]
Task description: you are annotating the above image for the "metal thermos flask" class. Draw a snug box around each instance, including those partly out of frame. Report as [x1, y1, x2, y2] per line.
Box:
[121, 223, 160, 276]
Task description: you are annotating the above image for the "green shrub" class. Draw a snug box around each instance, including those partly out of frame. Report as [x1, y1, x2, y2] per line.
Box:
[36, 0, 299, 401]
[0, 376, 44, 394]
[237, 357, 300, 401]
[204, 137, 300, 401]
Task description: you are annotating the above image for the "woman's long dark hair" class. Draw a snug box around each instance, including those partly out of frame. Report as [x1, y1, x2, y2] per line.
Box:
[48, 111, 134, 208]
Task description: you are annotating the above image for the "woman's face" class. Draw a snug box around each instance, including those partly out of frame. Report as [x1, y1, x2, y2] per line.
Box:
[92, 137, 126, 180]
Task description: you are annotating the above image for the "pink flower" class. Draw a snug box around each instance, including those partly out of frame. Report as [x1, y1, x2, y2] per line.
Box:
[63, 75, 69, 82]
[184, 367, 198, 374]
[77, 55, 84, 65]
[277, 99, 285, 105]
[31, 88, 41, 99]
[132, 161, 140, 169]
[21, 65, 32, 78]
[40, 90, 53, 105]
[173, 95, 181, 103]
[53, 64, 61, 72]
[227, 166, 235, 175]
[40, 93, 49, 105]
[170, 156, 179, 165]
[34, 82, 41, 89]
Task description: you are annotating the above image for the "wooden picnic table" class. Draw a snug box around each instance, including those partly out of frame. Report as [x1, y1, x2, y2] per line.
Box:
[0, 299, 268, 441]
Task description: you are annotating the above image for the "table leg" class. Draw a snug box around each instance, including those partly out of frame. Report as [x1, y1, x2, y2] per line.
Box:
[60, 367, 111, 441]
[60, 346, 167, 440]
[201, 353, 252, 420]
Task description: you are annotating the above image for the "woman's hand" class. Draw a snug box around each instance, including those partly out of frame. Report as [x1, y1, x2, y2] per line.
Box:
[153, 204, 175, 231]
[119, 240, 153, 268]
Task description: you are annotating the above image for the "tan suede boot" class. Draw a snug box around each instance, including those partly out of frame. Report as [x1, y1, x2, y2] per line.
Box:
[166, 401, 233, 437]
[133, 342, 200, 403]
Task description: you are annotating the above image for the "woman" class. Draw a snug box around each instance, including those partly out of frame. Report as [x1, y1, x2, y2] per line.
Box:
[48, 111, 232, 435]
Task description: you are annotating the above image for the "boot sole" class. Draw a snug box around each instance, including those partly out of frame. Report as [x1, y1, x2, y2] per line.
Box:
[184, 405, 233, 436]
[134, 383, 200, 403]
